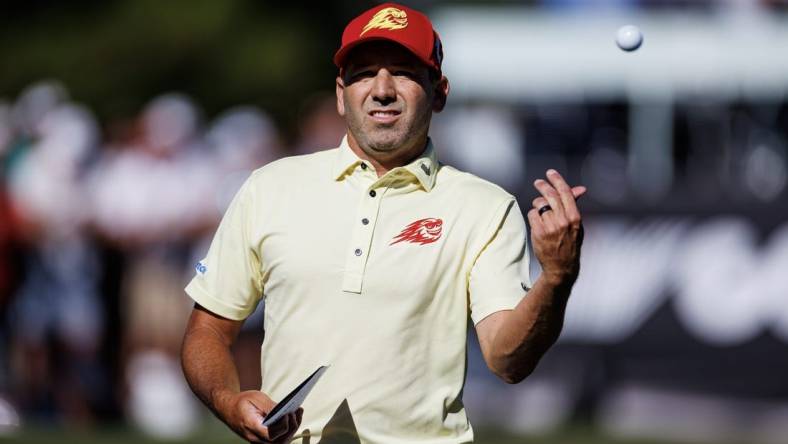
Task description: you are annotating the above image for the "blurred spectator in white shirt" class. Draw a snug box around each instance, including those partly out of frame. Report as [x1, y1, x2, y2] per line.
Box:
[7, 97, 104, 425]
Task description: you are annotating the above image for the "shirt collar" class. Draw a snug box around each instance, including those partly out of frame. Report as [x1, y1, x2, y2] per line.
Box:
[332, 135, 364, 180]
[332, 135, 438, 192]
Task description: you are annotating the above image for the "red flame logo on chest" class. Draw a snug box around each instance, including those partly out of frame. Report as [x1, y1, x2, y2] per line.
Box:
[390, 218, 443, 245]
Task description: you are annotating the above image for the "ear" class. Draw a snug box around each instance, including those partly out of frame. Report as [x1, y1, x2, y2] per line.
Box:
[336, 75, 346, 117]
[432, 75, 450, 113]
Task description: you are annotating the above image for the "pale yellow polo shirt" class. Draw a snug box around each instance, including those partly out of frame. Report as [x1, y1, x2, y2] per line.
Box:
[185, 136, 531, 443]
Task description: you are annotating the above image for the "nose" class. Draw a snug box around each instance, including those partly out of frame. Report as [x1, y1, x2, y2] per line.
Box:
[371, 68, 396, 105]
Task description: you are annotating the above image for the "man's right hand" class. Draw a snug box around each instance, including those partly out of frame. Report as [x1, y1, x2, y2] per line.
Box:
[217, 390, 303, 444]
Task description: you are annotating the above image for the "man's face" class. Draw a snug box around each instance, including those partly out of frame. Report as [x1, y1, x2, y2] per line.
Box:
[336, 41, 447, 157]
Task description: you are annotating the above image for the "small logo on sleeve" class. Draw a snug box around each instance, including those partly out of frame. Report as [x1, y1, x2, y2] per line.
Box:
[195, 261, 207, 275]
[390, 218, 443, 245]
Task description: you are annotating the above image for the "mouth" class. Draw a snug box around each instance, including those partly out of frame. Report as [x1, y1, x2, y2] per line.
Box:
[368, 109, 401, 124]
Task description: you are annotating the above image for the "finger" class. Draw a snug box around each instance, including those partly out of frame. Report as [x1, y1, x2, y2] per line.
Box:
[545, 169, 579, 218]
[531, 195, 558, 230]
[243, 431, 267, 444]
[532, 196, 549, 210]
[537, 202, 558, 231]
[247, 395, 276, 422]
[293, 408, 303, 430]
[273, 414, 293, 443]
[244, 425, 269, 444]
[266, 418, 287, 442]
[277, 412, 301, 444]
[572, 185, 587, 200]
[526, 208, 544, 236]
[287, 411, 297, 432]
[545, 171, 587, 225]
[244, 412, 270, 441]
[254, 412, 283, 442]
[534, 178, 565, 222]
[537, 184, 585, 207]
[287, 412, 298, 435]
[251, 422, 273, 442]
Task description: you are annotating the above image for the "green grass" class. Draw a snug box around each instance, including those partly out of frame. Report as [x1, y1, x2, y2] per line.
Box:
[0, 422, 737, 444]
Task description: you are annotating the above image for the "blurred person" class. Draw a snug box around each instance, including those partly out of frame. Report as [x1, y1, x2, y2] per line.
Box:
[432, 104, 526, 194]
[88, 93, 209, 243]
[293, 92, 348, 155]
[4, 81, 69, 171]
[0, 100, 24, 427]
[6, 100, 105, 425]
[0, 100, 19, 308]
[0, 173, 20, 311]
[181, 3, 586, 444]
[0, 101, 12, 159]
[87, 93, 210, 437]
[205, 105, 282, 214]
[9, 81, 69, 139]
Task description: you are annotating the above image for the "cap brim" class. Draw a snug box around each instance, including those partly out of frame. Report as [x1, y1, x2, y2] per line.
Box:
[333, 36, 437, 73]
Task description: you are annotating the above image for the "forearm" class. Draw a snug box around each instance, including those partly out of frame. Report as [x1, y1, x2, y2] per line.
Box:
[181, 323, 241, 420]
[488, 272, 573, 383]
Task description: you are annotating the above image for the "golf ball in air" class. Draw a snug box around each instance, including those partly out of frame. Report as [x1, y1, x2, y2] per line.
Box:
[616, 25, 643, 52]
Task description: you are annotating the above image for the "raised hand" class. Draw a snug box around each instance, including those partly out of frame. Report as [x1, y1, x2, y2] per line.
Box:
[526, 169, 586, 287]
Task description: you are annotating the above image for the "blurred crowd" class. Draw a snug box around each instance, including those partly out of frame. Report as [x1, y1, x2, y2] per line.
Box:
[0, 80, 347, 436]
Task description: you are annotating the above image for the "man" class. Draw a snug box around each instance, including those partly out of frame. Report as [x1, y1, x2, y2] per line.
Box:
[181, 3, 586, 443]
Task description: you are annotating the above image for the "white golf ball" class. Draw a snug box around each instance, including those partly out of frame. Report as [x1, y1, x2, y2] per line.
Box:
[616, 25, 643, 52]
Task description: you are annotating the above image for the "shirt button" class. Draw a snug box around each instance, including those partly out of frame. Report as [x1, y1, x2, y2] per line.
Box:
[360, 163, 367, 170]
[361, 218, 369, 225]
[369, 190, 376, 197]
[354, 248, 362, 256]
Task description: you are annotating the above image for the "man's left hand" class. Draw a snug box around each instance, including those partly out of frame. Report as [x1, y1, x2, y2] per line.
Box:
[527, 169, 586, 287]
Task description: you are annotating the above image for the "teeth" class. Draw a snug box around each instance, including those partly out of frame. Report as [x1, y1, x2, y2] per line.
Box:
[372, 111, 397, 117]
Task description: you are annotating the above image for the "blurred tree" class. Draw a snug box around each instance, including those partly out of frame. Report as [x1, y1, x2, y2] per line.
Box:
[0, 0, 370, 139]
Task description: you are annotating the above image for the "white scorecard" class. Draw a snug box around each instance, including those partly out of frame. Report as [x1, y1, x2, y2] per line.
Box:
[262, 365, 329, 428]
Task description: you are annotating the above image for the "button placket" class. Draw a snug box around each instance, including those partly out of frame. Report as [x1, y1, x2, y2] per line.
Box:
[341, 185, 388, 293]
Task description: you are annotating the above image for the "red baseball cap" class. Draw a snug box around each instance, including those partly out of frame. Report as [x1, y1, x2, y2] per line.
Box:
[333, 2, 443, 74]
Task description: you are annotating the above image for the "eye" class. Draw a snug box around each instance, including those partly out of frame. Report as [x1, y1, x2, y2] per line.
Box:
[350, 70, 375, 80]
[393, 70, 417, 79]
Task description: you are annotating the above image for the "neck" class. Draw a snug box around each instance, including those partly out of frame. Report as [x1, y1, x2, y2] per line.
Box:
[345, 132, 428, 177]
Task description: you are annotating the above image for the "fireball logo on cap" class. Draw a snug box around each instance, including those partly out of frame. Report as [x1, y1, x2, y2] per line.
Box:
[361, 7, 408, 36]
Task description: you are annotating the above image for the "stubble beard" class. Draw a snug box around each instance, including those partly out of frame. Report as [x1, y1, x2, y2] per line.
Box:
[346, 106, 432, 159]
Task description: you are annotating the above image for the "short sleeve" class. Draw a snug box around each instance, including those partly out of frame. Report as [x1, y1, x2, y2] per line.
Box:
[185, 176, 263, 320]
[468, 199, 531, 325]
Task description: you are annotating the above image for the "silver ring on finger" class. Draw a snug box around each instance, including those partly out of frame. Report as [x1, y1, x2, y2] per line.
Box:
[538, 204, 552, 216]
